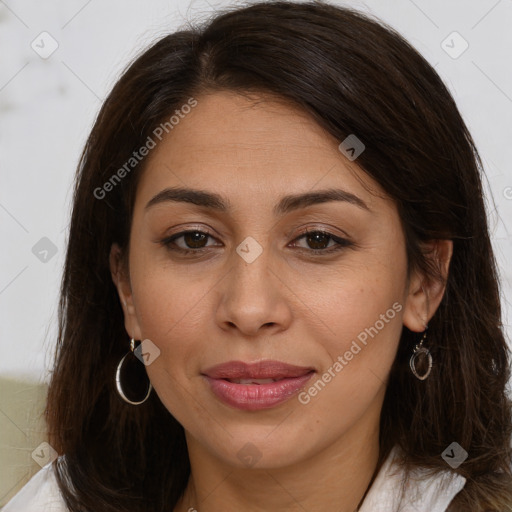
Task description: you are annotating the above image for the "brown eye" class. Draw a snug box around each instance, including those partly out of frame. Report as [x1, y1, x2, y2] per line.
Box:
[161, 228, 352, 257]
[161, 230, 219, 253]
[304, 231, 331, 250]
[291, 230, 352, 253]
[182, 231, 209, 249]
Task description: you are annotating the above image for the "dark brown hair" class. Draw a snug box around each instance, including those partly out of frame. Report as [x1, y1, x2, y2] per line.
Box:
[46, 1, 512, 510]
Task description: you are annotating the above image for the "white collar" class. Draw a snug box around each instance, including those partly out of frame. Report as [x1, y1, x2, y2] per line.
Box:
[3, 446, 467, 512]
[359, 445, 467, 512]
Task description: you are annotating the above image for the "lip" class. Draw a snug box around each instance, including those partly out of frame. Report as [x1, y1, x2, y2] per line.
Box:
[203, 360, 315, 380]
[202, 360, 315, 411]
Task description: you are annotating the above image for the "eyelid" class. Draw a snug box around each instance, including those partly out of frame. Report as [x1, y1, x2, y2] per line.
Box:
[161, 227, 220, 249]
[292, 223, 350, 240]
[290, 228, 352, 253]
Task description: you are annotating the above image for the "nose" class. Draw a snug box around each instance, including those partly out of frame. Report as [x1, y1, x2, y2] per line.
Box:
[214, 246, 293, 337]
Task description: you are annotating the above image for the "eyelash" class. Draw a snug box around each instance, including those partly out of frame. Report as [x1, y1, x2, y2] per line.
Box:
[160, 228, 353, 256]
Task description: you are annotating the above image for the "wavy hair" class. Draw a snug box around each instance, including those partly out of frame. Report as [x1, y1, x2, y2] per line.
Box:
[45, 1, 512, 510]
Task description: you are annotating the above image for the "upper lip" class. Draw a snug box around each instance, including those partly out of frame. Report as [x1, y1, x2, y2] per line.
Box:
[202, 360, 315, 380]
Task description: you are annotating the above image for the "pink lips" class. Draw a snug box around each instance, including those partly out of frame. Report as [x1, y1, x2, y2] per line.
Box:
[202, 360, 315, 411]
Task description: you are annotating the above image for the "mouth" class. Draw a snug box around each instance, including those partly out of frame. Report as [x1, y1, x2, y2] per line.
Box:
[202, 359, 315, 380]
[201, 360, 315, 410]
[224, 378, 282, 384]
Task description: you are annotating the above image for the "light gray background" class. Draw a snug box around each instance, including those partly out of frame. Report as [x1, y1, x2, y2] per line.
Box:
[1, 0, 511, 382]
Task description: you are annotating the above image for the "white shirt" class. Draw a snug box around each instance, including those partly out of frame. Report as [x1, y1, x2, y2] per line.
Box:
[358, 446, 466, 511]
[3, 446, 466, 511]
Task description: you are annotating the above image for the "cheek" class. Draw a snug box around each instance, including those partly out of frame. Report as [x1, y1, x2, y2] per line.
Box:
[127, 250, 209, 384]
[129, 267, 207, 418]
[131, 278, 206, 362]
[311, 281, 404, 388]
[295, 277, 405, 430]
[129, 234, 212, 334]
[305, 246, 407, 343]
[303, 243, 407, 391]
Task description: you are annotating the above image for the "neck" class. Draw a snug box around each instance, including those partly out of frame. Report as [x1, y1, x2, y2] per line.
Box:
[174, 404, 383, 512]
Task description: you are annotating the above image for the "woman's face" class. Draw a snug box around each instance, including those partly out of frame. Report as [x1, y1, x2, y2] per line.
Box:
[111, 90, 430, 469]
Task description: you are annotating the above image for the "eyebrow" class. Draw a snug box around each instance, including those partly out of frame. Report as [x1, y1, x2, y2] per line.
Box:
[145, 186, 369, 215]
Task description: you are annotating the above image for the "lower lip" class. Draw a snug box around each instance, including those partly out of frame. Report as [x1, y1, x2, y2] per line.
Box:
[203, 372, 315, 410]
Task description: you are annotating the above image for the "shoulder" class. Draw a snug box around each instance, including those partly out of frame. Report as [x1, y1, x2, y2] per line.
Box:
[359, 445, 467, 512]
[2, 458, 67, 512]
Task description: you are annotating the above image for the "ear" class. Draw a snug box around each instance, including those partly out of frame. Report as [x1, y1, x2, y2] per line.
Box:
[402, 239, 453, 332]
[109, 243, 143, 341]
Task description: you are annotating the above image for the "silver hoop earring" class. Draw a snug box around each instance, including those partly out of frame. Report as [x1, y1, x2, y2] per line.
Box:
[409, 328, 433, 381]
[115, 338, 153, 405]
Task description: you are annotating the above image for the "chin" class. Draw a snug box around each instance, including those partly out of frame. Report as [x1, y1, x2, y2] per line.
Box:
[203, 425, 320, 470]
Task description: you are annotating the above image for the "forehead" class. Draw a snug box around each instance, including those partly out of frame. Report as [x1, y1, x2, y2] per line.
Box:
[135, 90, 385, 213]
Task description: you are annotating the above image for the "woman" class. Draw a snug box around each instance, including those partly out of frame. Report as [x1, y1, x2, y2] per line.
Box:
[4, 1, 512, 511]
